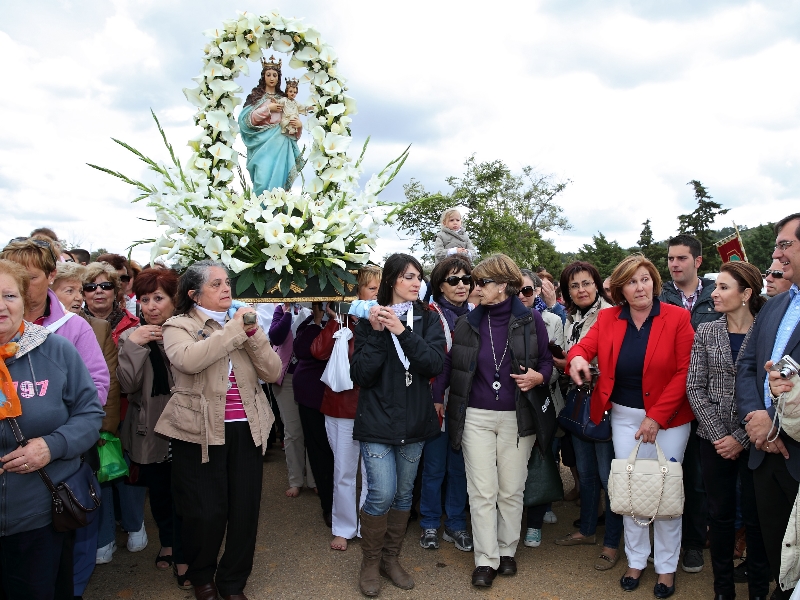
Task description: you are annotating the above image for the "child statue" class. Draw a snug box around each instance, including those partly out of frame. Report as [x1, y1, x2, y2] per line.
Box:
[277, 78, 311, 138]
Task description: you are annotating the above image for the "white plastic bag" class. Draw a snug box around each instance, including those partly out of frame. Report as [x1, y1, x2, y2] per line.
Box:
[320, 323, 354, 393]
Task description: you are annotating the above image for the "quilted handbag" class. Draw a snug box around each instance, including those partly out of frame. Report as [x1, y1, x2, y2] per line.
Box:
[557, 374, 611, 442]
[608, 440, 684, 526]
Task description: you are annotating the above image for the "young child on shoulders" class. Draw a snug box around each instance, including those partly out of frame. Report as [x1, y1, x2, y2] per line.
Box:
[434, 208, 476, 263]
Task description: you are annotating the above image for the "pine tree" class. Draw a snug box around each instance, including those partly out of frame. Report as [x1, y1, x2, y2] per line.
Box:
[678, 181, 729, 273]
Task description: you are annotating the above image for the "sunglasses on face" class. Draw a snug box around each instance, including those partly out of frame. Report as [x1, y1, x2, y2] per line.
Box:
[83, 282, 114, 293]
[119, 275, 132, 283]
[444, 275, 472, 287]
[473, 278, 495, 287]
[764, 270, 784, 279]
[518, 286, 538, 297]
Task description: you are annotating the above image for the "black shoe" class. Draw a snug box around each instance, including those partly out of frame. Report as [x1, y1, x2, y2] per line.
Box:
[654, 580, 676, 598]
[733, 559, 748, 583]
[620, 575, 641, 592]
[572, 512, 605, 529]
[471, 566, 497, 587]
[681, 548, 704, 573]
[497, 556, 517, 576]
[322, 510, 332, 528]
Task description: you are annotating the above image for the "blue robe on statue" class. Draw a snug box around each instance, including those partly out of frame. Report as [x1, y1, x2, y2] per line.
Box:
[238, 93, 303, 195]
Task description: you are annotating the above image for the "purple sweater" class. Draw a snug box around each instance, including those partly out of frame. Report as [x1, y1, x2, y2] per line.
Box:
[292, 316, 327, 410]
[42, 289, 110, 405]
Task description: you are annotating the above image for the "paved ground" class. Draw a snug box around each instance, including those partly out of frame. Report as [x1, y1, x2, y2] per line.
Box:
[84, 447, 758, 599]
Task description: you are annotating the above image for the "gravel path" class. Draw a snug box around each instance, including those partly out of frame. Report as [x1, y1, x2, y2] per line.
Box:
[84, 448, 750, 599]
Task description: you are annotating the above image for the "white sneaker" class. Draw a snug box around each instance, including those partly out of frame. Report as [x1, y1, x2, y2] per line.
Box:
[543, 510, 558, 524]
[127, 522, 148, 552]
[96, 541, 116, 564]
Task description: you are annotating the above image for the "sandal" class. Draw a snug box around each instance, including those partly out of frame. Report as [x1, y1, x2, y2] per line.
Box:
[155, 551, 173, 571]
[595, 551, 619, 571]
[172, 563, 192, 590]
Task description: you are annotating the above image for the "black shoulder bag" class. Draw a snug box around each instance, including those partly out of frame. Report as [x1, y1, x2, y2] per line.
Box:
[8, 418, 101, 532]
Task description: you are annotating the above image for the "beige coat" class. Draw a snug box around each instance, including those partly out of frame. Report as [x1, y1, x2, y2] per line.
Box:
[154, 308, 281, 463]
[117, 327, 173, 464]
[81, 312, 121, 434]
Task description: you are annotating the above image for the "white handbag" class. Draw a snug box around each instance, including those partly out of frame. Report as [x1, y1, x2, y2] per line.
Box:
[608, 440, 684, 526]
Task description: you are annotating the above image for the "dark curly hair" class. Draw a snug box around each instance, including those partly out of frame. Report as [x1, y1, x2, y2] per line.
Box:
[559, 261, 611, 314]
[244, 65, 285, 108]
[429, 255, 473, 303]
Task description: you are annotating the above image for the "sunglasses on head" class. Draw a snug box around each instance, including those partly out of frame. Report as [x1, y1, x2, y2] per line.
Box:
[764, 270, 784, 279]
[518, 286, 538, 297]
[8, 236, 58, 267]
[83, 282, 114, 293]
[444, 275, 472, 287]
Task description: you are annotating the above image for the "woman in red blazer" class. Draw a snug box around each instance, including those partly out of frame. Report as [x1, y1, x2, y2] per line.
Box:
[567, 254, 695, 599]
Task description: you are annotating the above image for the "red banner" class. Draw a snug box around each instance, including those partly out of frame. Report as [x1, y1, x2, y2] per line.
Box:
[716, 236, 746, 263]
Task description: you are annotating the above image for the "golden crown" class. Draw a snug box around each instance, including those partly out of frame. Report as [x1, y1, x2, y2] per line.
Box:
[285, 77, 300, 88]
[261, 55, 282, 70]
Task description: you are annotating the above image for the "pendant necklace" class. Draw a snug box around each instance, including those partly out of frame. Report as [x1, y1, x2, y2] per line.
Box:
[487, 312, 509, 401]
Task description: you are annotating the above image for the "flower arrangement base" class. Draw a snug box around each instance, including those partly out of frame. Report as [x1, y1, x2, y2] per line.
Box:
[233, 273, 358, 303]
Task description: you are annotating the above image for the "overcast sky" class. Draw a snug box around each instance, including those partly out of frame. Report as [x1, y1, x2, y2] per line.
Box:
[1, 0, 798, 265]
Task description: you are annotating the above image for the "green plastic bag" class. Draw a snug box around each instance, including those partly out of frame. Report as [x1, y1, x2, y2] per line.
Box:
[97, 432, 129, 483]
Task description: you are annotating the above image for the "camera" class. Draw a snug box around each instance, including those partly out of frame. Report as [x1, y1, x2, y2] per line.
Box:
[242, 312, 257, 326]
[772, 355, 800, 379]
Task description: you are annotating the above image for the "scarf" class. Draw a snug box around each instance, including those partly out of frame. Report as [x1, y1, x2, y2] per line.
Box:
[437, 297, 470, 332]
[389, 301, 413, 317]
[86, 301, 127, 332]
[567, 294, 602, 347]
[140, 318, 171, 397]
[0, 323, 24, 419]
[533, 296, 548, 313]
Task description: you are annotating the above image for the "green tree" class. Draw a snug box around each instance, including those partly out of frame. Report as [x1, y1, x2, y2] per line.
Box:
[90, 248, 108, 262]
[634, 219, 669, 279]
[678, 180, 729, 273]
[576, 232, 628, 277]
[741, 223, 777, 270]
[394, 157, 570, 267]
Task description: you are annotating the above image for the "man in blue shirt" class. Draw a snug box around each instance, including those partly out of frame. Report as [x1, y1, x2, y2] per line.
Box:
[736, 212, 800, 600]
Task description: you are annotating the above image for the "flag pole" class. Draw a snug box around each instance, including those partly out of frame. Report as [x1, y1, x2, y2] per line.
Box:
[732, 221, 748, 262]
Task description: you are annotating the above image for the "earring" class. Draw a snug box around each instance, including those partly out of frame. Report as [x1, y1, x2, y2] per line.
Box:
[742, 301, 746, 306]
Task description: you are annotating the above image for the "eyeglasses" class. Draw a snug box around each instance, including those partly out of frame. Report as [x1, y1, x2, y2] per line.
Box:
[473, 278, 495, 287]
[399, 273, 423, 282]
[83, 282, 115, 293]
[119, 275, 132, 283]
[518, 286, 538, 297]
[8, 237, 58, 267]
[775, 240, 796, 251]
[569, 280, 596, 291]
[444, 275, 472, 287]
[764, 270, 784, 279]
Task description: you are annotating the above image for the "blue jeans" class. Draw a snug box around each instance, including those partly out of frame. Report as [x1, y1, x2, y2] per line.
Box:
[420, 423, 468, 531]
[572, 435, 623, 549]
[360, 441, 424, 516]
[97, 453, 148, 547]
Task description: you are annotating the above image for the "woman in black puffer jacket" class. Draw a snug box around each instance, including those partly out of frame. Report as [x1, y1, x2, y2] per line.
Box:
[350, 253, 445, 597]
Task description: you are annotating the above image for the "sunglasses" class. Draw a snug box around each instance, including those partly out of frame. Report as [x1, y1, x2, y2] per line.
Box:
[473, 278, 495, 287]
[764, 270, 784, 279]
[518, 286, 538, 297]
[83, 282, 115, 293]
[444, 275, 472, 287]
[8, 236, 58, 267]
[120, 275, 132, 283]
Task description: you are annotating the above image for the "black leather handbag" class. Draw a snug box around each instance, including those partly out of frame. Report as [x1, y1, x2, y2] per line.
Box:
[523, 445, 564, 507]
[557, 368, 611, 442]
[9, 418, 101, 532]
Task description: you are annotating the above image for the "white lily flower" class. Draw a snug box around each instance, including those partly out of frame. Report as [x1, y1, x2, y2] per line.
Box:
[202, 28, 224, 39]
[273, 213, 291, 226]
[312, 71, 329, 87]
[243, 206, 261, 223]
[208, 79, 242, 100]
[320, 166, 347, 183]
[310, 153, 329, 171]
[330, 123, 342, 135]
[220, 96, 240, 116]
[283, 17, 308, 33]
[312, 215, 329, 230]
[206, 110, 230, 132]
[306, 230, 326, 245]
[322, 132, 352, 154]
[219, 40, 238, 57]
[272, 34, 294, 53]
[304, 27, 323, 46]
[204, 236, 224, 259]
[326, 103, 346, 117]
[289, 216, 305, 229]
[304, 177, 324, 195]
[295, 45, 319, 62]
[328, 67, 337, 77]
[239, 235, 250, 247]
[208, 142, 233, 164]
[310, 126, 326, 144]
[213, 166, 233, 185]
[183, 86, 209, 109]
[235, 33, 250, 54]
[289, 56, 305, 69]
[232, 55, 250, 76]
[318, 45, 338, 63]
[279, 232, 297, 248]
[339, 115, 352, 127]
[299, 71, 315, 85]
[343, 95, 358, 115]
[323, 236, 346, 253]
[195, 157, 212, 172]
[321, 80, 341, 95]
[203, 60, 226, 79]
[262, 221, 284, 245]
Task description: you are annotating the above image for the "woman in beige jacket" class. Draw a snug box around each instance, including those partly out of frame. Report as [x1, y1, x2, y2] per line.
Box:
[154, 261, 281, 600]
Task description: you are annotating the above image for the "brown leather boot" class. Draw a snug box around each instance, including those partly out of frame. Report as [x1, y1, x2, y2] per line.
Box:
[379, 509, 414, 590]
[359, 510, 387, 597]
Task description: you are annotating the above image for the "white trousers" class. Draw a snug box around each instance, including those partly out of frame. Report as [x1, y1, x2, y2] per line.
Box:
[272, 374, 315, 489]
[325, 415, 367, 539]
[611, 403, 691, 574]
[461, 408, 535, 569]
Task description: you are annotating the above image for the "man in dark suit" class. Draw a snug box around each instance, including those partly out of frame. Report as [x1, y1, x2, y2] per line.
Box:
[736, 212, 800, 599]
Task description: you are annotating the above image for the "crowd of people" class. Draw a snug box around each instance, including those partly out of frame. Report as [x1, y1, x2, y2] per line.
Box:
[0, 212, 798, 600]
